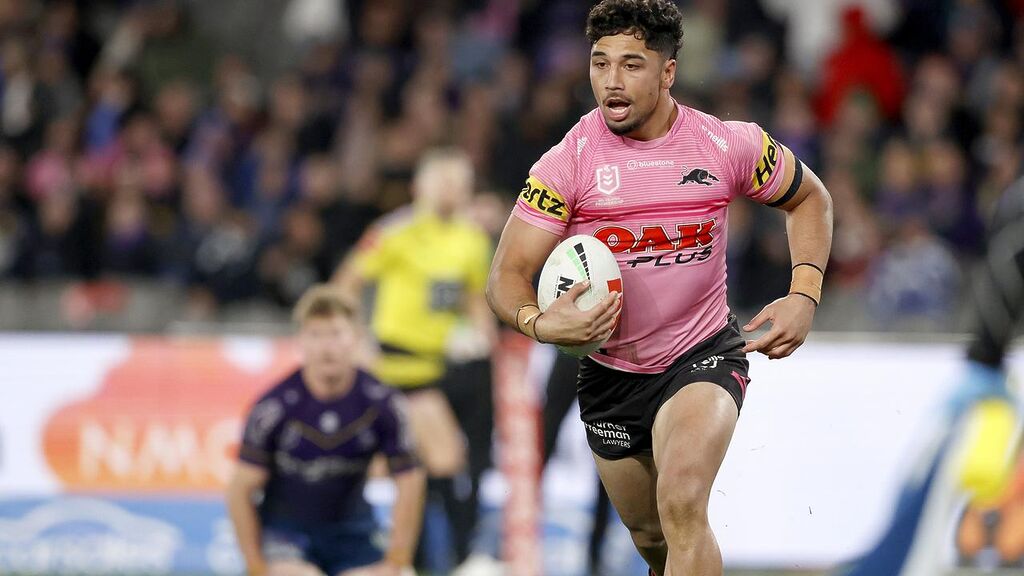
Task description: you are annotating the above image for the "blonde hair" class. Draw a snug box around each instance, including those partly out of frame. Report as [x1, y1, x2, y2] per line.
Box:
[292, 284, 360, 326]
[413, 148, 474, 205]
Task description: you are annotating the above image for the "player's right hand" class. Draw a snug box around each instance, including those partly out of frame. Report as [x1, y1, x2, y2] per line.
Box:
[534, 281, 620, 345]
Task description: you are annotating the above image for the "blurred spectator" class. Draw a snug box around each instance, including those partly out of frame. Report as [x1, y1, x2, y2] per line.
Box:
[0, 146, 26, 276]
[135, 1, 217, 96]
[24, 117, 77, 201]
[276, 74, 335, 155]
[875, 138, 925, 229]
[922, 139, 983, 252]
[13, 187, 101, 280]
[1, 36, 45, 156]
[233, 128, 297, 240]
[154, 80, 199, 154]
[772, 87, 819, 165]
[84, 109, 178, 201]
[39, 1, 100, 83]
[761, 0, 900, 77]
[102, 186, 160, 276]
[949, 1, 1003, 116]
[676, 0, 726, 97]
[298, 154, 379, 279]
[174, 167, 260, 316]
[35, 44, 82, 120]
[823, 168, 881, 287]
[282, 0, 348, 47]
[0, 0, 1019, 330]
[84, 69, 138, 154]
[184, 55, 261, 173]
[258, 204, 323, 306]
[817, 7, 906, 126]
[868, 217, 961, 328]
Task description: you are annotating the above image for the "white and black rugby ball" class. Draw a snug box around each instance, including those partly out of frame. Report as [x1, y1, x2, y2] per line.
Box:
[537, 234, 622, 357]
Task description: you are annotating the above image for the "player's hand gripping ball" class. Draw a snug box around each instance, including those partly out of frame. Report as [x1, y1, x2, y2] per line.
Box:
[537, 234, 623, 357]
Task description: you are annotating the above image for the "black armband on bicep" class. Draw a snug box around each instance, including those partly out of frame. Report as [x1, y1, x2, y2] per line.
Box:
[766, 156, 803, 208]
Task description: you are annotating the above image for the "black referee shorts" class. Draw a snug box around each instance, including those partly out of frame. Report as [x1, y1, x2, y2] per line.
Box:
[577, 315, 750, 460]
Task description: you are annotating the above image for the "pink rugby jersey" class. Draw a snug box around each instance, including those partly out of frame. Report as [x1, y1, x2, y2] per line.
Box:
[513, 101, 789, 373]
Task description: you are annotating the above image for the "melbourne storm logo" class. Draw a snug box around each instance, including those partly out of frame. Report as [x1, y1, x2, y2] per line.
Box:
[677, 167, 719, 186]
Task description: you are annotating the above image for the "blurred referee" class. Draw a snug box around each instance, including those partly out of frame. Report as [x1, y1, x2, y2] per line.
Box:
[336, 148, 496, 571]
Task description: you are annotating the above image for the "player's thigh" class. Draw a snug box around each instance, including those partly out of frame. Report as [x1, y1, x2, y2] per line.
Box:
[338, 566, 416, 576]
[267, 559, 325, 576]
[405, 387, 466, 476]
[592, 452, 662, 538]
[651, 381, 738, 514]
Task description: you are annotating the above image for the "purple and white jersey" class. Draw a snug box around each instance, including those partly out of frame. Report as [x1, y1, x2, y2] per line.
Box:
[239, 369, 417, 525]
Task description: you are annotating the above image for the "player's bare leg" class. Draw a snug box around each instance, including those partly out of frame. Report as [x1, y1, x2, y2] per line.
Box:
[267, 559, 326, 576]
[340, 566, 417, 576]
[593, 454, 667, 573]
[405, 388, 466, 476]
[652, 382, 738, 576]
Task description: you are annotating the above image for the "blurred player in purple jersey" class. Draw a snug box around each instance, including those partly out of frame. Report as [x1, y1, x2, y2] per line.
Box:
[226, 285, 424, 576]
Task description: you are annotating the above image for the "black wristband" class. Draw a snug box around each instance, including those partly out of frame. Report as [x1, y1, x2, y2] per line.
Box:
[515, 303, 540, 332]
[792, 262, 824, 275]
[533, 313, 548, 344]
[790, 291, 819, 306]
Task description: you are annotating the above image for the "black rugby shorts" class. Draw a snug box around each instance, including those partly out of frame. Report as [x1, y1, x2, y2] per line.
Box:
[576, 315, 750, 460]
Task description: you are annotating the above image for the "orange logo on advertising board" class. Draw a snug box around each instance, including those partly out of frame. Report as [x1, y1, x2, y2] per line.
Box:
[42, 338, 298, 493]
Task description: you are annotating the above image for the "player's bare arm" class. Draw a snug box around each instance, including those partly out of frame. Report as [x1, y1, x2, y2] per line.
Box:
[374, 467, 425, 575]
[486, 216, 619, 346]
[742, 145, 833, 359]
[225, 462, 270, 576]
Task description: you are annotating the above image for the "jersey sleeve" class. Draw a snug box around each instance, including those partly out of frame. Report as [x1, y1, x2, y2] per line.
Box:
[375, 391, 419, 474]
[238, 395, 286, 468]
[511, 130, 578, 235]
[350, 224, 394, 280]
[723, 121, 789, 204]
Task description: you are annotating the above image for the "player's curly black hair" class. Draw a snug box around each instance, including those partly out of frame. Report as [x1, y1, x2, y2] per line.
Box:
[585, 0, 684, 61]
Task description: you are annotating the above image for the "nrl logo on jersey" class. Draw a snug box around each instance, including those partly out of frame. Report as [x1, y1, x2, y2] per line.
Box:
[595, 164, 620, 195]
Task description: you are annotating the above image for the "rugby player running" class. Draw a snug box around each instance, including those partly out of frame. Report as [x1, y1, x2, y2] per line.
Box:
[486, 1, 833, 575]
[226, 285, 424, 576]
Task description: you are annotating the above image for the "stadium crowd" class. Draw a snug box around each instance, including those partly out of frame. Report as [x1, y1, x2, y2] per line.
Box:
[0, 0, 1022, 329]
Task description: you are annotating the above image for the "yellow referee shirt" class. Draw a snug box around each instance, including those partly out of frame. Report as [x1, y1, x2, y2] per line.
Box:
[354, 209, 491, 388]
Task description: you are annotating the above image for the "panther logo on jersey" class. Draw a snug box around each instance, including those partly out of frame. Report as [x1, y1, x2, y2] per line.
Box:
[677, 167, 719, 186]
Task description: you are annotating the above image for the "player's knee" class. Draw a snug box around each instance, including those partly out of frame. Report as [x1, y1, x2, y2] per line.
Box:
[425, 450, 465, 477]
[419, 434, 466, 477]
[656, 471, 709, 531]
[627, 523, 666, 554]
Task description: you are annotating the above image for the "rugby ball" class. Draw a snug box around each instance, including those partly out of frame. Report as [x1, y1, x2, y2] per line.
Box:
[537, 234, 623, 357]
